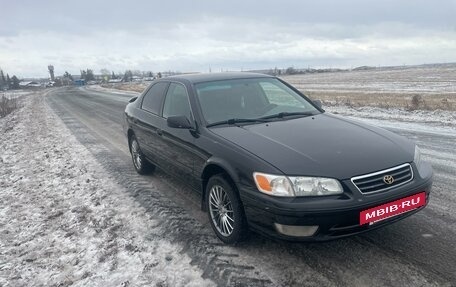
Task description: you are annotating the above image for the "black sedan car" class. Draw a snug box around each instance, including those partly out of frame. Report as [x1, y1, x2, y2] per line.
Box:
[123, 72, 433, 244]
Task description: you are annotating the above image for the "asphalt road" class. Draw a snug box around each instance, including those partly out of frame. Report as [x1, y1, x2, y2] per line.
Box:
[46, 86, 456, 287]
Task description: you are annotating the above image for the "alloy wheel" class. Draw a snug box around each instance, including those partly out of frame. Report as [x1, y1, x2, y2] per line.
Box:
[209, 185, 235, 236]
[131, 139, 142, 170]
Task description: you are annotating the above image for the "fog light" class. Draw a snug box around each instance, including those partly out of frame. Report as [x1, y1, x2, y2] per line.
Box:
[274, 223, 319, 237]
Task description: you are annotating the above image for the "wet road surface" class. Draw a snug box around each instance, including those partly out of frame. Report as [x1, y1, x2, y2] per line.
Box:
[46, 86, 456, 287]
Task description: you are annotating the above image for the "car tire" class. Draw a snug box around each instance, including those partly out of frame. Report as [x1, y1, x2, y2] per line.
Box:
[206, 174, 248, 244]
[129, 135, 154, 175]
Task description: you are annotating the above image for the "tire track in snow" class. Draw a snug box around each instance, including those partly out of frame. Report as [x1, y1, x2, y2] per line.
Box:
[46, 92, 276, 287]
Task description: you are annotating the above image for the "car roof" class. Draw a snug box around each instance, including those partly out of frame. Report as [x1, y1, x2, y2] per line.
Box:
[163, 72, 274, 84]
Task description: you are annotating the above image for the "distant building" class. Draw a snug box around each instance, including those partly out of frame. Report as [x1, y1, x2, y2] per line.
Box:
[74, 79, 85, 86]
[19, 81, 41, 88]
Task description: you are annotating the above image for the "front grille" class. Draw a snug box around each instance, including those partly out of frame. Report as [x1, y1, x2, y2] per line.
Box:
[351, 163, 413, 194]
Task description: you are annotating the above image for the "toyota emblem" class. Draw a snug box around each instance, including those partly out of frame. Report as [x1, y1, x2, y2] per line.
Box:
[383, 175, 395, 185]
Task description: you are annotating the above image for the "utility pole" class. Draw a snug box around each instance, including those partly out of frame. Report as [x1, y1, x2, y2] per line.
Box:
[48, 65, 55, 81]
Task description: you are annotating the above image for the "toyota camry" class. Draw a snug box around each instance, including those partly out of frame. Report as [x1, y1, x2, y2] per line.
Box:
[123, 72, 433, 244]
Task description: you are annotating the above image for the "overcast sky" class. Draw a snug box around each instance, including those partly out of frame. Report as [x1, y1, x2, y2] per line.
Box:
[1, 0, 455, 78]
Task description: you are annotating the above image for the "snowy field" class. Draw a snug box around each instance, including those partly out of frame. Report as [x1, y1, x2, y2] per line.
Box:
[1, 90, 36, 100]
[85, 84, 142, 96]
[325, 105, 456, 135]
[283, 64, 456, 94]
[98, 64, 456, 111]
[98, 82, 149, 94]
[0, 91, 214, 286]
[282, 64, 456, 110]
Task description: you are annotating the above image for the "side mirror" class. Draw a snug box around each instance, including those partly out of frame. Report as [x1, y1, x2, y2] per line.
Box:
[129, 96, 138, 103]
[313, 99, 323, 109]
[167, 115, 192, 129]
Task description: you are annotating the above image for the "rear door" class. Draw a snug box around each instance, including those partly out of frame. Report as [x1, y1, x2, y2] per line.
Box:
[133, 81, 169, 163]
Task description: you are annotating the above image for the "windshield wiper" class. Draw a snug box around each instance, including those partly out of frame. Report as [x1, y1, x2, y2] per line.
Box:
[207, 112, 315, 127]
[260, 111, 315, 120]
[206, 118, 267, 128]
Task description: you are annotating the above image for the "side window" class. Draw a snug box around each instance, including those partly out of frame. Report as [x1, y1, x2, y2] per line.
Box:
[141, 82, 169, 115]
[162, 83, 192, 120]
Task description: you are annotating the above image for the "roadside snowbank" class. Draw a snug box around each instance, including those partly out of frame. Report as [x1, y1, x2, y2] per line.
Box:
[84, 85, 141, 96]
[0, 92, 214, 287]
[326, 105, 456, 136]
[326, 105, 456, 126]
[1, 90, 36, 100]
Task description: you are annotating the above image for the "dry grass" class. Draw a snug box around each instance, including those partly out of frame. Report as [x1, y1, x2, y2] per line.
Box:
[0, 96, 19, 118]
[301, 90, 456, 111]
[101, 82, 149, 93]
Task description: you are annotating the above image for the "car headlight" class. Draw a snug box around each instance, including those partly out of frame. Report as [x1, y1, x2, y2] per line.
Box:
[253, 172, 343, 197]
[253, 173, 294, 196]
[414, 146, 422, 167]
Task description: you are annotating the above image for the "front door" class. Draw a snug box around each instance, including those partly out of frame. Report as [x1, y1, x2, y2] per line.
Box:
[155, 82, 201, 191]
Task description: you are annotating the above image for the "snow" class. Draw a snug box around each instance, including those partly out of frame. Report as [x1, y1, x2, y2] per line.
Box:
[1, 83, 453, 286]
[0, 92, 214, 286]
[282, 65, 456, 111]
[1, 90, 36, 100]
[84, 85, 141, 96]
[283, 64, 456, 94]
[325, 105, 456, 136]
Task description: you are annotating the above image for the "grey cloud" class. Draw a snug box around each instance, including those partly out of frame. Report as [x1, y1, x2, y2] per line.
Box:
[1, 0, 455, 77]
[4, 0, 455, 35]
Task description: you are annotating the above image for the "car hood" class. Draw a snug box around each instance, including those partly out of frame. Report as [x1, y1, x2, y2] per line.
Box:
[209, 113, 415, 179]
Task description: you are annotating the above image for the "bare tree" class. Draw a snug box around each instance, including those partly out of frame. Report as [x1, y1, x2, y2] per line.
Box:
[0, 69, 5, 87]
[11, 75, 20, 89]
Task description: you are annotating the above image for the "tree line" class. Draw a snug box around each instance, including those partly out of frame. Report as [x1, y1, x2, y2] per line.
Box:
[80, 69, 156, 82]
[0, 66, 160, 89]
[0, 68, 20, 90]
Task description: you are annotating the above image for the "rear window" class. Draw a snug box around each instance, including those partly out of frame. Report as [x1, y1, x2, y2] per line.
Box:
[141, 82, 169, 115]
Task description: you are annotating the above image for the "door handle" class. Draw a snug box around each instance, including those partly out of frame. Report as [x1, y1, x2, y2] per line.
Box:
[156, 129, 163, 136]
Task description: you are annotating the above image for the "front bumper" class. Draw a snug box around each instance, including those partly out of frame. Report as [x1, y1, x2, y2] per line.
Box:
[240, 164, 433, 242]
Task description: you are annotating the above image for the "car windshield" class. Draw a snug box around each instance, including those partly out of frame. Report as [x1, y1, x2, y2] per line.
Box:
[195, 77, 320, 125]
